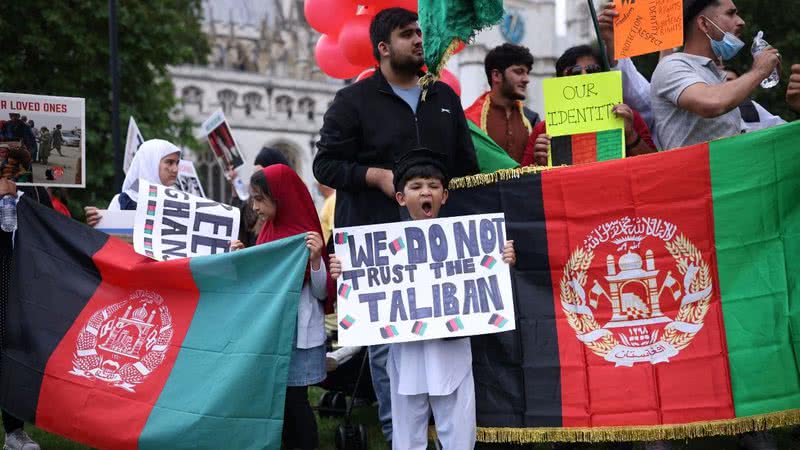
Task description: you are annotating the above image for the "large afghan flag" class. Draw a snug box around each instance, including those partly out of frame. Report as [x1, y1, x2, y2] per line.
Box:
[445, 121, 800, 441]
[1, 197, 308, 449]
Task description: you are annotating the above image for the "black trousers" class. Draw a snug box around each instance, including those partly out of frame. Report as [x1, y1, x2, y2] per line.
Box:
[2, 410, 23, 434]
[282, 386, 318, 450]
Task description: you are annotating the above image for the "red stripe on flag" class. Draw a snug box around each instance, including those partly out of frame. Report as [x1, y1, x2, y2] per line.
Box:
[571, 133, 598, 165]
[35, 239, 200, 449]
[542, 144, 734, 427]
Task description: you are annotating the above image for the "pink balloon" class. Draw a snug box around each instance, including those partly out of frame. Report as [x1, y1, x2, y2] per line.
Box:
[305, 0, 357, 36]
[315, 34, 366, 79]
[340, 14, 376, 68]
[440, 69, 461, 97]
[356, 67, 377, 82]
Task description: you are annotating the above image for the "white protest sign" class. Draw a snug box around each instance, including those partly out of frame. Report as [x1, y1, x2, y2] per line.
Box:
[201, 109, 248, 199]
[123, 116, 144, 173]
[177, 160, 206, 198]
[133, 180, 240, 261]
[334, 213, 515, 346]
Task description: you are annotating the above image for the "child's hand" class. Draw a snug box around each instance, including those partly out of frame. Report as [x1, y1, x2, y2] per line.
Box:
[84, 206, 102, 227]
[503, 240, 516, 266]
[329, 254, 342, 280]
[230, 240, 245, 251]
[306, 232, 323, 270]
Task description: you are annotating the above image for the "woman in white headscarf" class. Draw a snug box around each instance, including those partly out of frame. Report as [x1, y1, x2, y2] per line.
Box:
[85, 139, 180, 226]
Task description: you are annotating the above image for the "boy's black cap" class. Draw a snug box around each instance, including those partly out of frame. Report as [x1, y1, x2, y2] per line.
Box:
[393, 147, 450, 192]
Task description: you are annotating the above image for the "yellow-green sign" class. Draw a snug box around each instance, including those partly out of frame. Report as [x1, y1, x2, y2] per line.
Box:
[543, 71, 624, 137]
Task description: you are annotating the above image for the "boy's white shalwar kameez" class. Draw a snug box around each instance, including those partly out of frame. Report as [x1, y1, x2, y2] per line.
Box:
[388, 337, 476, 450]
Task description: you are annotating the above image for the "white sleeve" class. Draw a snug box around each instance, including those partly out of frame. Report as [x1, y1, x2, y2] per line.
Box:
[616, 58, 655, 132]
[309, 256, 328, 301]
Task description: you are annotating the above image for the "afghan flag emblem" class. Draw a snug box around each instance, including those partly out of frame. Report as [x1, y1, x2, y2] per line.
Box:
[389, 237, 405, 255]
[339, 315, 355, 330]
[488, 313, 508, 328]
[445, 317, 464, 332]
[334, 232, 348, 245]
[411, 321, 427, 336]
[338, 283, 352, 299]
[379, 325, 399, 339]
[480, 255, 497, 269]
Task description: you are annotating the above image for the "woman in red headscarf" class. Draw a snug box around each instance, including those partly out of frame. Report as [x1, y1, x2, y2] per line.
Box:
[231, 164, 333, 450]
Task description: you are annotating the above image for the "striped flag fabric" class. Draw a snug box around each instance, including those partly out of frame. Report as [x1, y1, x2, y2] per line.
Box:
[444, 121, 800, 442]
[1, 198, 309, 449]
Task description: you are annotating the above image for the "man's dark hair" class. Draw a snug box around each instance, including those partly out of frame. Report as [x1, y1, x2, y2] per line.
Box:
[249, 169, 273, 199]
[484, 43, 534, 85]
[555, 45, 602, 77]
[395, 164, 447, 193]
[8, 146, 31, 167]
[370, 8, 418, 62]
[684, 0, 720, 37]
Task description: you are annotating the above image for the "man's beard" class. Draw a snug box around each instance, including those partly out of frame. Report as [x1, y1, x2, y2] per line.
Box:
[388, 49, 424, 75]
[501, 76, 526, 101]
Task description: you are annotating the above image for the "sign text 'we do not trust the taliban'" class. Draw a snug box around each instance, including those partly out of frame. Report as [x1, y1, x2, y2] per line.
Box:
[334, 214, 515, 346]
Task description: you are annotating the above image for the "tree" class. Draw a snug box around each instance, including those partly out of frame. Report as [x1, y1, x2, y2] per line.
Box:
[0, 1, 209, 210]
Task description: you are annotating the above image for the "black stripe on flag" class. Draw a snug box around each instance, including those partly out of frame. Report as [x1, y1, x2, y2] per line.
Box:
[0, 197, 108, 424]
[445, 174, 562, 427]
[550, 136, 573, 166]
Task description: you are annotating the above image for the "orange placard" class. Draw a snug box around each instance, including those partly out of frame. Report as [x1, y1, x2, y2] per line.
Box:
[613, 0, 683, 60]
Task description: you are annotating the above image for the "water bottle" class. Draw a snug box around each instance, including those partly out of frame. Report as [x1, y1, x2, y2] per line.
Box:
[232, 176, 250, 201]
[751, 31, 780, 89]
[1, 195, 17, 232]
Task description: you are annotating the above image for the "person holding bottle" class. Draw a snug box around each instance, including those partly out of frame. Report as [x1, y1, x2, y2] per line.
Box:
[650, 0, 781, 150]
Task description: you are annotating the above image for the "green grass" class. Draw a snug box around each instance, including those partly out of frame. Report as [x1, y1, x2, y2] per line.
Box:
[8, 391, 800, 449]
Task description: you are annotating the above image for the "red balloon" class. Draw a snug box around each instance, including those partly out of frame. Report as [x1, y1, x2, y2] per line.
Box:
[362, 0, 417, 12]
[394, 0, 419, 12]
[356, 67, 377, 82]
[439, 69, 461, 97]
[339, 14, 377, 68]
[305, 0, 357, 36]
[315, 34, 365, 79]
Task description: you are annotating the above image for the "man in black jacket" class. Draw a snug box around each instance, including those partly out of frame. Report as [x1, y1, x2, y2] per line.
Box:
[313, 7, 479, 446]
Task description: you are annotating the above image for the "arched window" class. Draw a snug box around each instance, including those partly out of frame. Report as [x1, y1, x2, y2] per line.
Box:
[243, 92, 262, 117]
[181, 86, 203, 110]
[275, 95, 295, 118]
[217, 89, 238, 114]
[298, 97, 316, 121]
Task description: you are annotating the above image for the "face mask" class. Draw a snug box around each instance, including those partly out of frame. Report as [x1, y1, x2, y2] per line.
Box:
[702, 16, 744, 61]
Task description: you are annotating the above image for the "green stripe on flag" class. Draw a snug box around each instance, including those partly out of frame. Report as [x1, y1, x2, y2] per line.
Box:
[468, 120, 519, 173]
[139, 234, 308, 449]
[710, 121, 800, 417]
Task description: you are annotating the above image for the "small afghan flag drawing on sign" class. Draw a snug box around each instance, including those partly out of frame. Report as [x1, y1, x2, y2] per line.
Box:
[488, 313, 509, 328]
[550, 129, 624, 166]
[148, 185, 158, 197]
[339, 315, 355, 330]
[338, 283, 351, 299]
[389, 237, 405, 255]
[446, 317, 464, 332]
[147, 201, 157, 217]
[144, 220, 154, 235]
[380, 325, 399, 339]
[335, 232, 348, 245]
[480, 255, 497, 269]
[411, 321, 427, 336]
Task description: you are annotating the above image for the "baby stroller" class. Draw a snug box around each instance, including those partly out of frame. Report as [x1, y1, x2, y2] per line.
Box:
[317, 340, 375, 450]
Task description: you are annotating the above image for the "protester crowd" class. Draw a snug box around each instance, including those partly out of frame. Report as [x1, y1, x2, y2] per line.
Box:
[2, 0, 800, 449]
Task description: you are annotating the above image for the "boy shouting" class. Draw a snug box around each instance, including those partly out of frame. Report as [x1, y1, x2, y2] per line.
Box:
[330, 148, 516, 449]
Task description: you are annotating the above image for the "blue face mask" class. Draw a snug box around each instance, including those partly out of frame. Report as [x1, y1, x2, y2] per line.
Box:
[702, 16, 744, 61]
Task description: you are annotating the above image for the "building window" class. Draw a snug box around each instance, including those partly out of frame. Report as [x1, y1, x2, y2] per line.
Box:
[298, 97, 316, 121]
[275, 95, 294, 118]
[243, 92, 262, 117]
[217, 89, 238, 114]
[181, 86, 203, 112]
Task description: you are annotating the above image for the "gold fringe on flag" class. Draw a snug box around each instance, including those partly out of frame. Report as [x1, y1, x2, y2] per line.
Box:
[448, 165, 559, 190]
[420, 39, 463, 102]
[467, 410, 800, 443]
